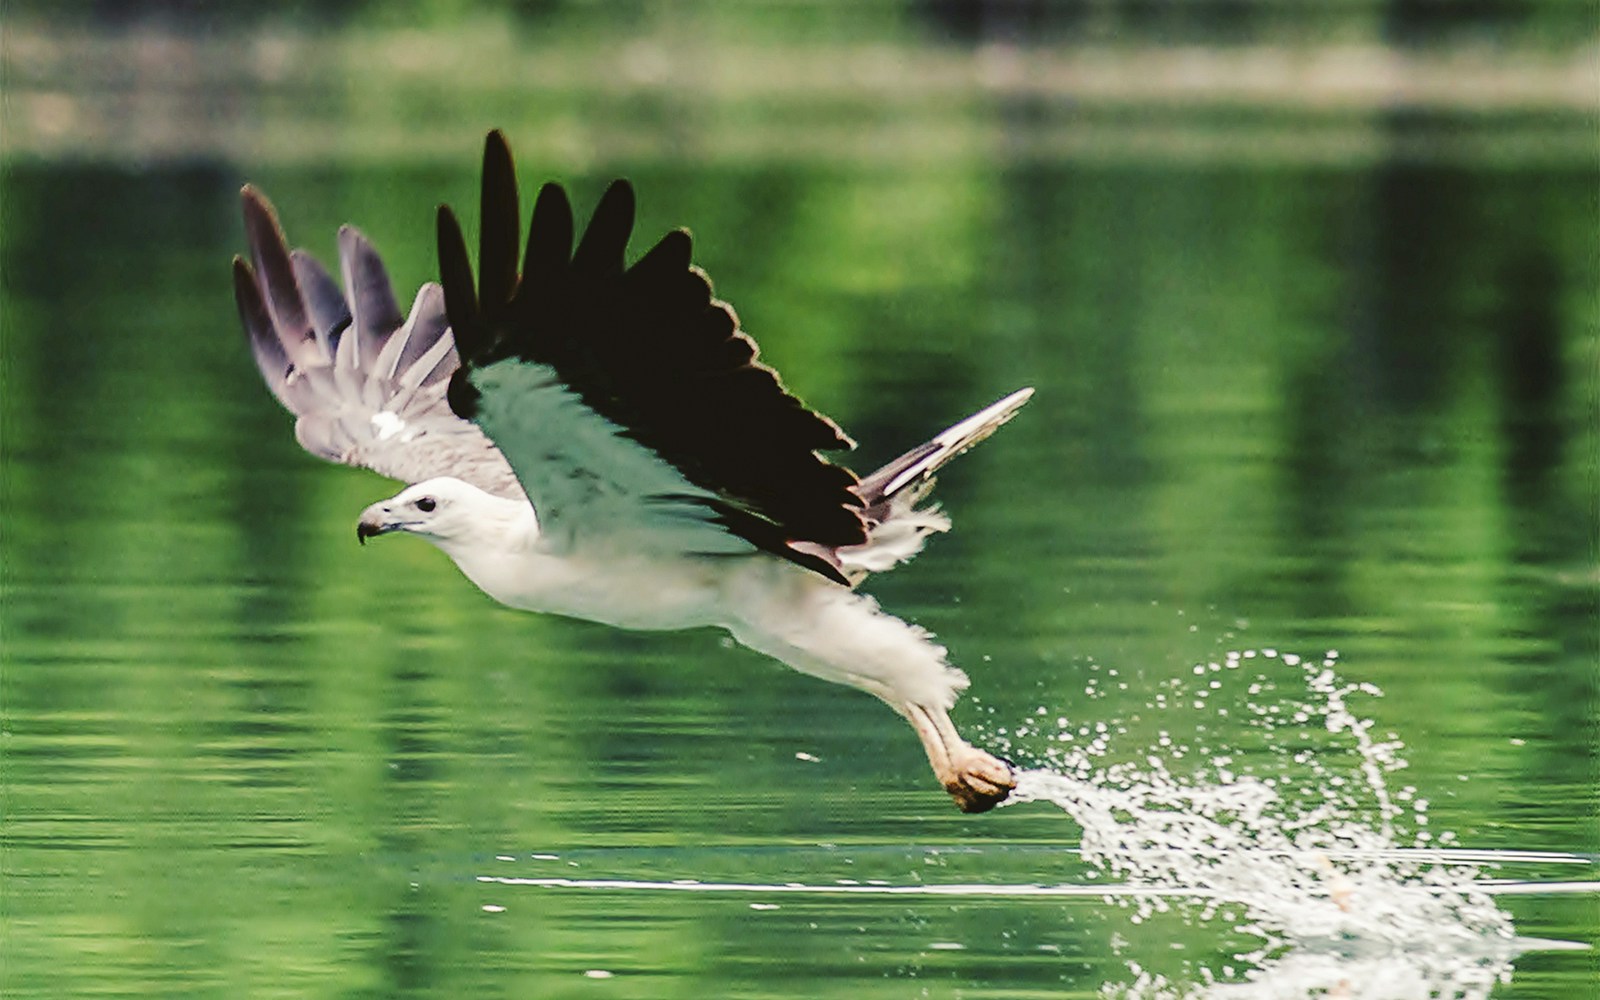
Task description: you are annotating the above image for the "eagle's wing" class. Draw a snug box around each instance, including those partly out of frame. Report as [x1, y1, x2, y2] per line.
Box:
[436, 131, 866, 583]
[232, 187, 524, 500]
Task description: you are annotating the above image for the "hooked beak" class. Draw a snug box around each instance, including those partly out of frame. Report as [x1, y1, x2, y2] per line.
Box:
[356, 502, 398, 546]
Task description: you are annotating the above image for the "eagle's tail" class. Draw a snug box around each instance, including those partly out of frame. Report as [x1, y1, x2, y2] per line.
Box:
[836, 388, 1033, 582]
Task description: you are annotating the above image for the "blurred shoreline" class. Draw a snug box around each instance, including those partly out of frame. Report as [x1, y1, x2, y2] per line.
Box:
[4, 21, 1596, 167]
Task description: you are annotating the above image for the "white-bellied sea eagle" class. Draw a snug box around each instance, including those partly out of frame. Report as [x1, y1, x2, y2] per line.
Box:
[231, 130, 1029, 812]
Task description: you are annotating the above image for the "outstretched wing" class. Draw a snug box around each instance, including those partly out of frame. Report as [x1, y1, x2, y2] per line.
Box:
[436, 130, 866, 583]
[232, 186, 523, 500]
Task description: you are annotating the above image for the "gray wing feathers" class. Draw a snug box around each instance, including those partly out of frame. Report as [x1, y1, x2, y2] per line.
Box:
[338, 225, 405, 368]
[289, 251, 348, 348]
[233, 186, 524, 500]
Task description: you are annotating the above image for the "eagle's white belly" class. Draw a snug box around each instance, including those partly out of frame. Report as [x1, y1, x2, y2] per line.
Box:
[451, 541, 734, 631]
[454, 537, 966, 709]
[429, 505, 967, 710]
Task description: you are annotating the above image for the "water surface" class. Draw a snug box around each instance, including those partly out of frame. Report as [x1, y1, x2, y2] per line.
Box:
[3, 25, 1597, 998]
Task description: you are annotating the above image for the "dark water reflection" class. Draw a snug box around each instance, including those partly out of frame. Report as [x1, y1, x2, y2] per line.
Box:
[3, 150, 1596, 997]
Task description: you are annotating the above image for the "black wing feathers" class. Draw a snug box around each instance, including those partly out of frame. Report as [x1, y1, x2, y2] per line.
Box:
[478, 134, 522, 318]
[435, 205, 480, 363]
[438, 131, 868, 565]
[522, 183, 574, 310]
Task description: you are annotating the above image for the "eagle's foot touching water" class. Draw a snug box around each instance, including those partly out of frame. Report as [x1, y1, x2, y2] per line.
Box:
[905, 702, 1017, 813]
[940, 745, 1016, 814]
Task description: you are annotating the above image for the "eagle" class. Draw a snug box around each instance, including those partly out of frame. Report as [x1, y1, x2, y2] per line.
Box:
[231, 131, 1028, 812]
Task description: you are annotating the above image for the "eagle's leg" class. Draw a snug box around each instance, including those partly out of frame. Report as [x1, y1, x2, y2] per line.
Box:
[724, 578, 1016, 812]
[905, 702, 1016, 813]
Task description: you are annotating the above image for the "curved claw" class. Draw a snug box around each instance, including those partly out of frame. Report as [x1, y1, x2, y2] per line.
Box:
[904, 702, 1017, 813]
[942, 747, 1016, 813]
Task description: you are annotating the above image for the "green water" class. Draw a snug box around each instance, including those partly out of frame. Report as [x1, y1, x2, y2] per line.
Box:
[3, 20, 1598, 999]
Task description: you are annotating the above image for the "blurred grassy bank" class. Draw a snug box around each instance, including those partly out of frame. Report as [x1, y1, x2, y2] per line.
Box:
[3, 14, 1595, 168]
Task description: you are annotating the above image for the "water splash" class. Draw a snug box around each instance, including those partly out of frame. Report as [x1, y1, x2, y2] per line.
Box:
[987, 648, 1523, 997]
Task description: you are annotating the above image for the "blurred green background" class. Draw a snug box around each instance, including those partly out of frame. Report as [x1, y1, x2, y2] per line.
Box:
[2, 3, 1596, 998]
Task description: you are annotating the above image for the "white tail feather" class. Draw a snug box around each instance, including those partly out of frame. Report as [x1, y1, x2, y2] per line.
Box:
[839, 498, 951, 576]
[836, 387, 1032, 583]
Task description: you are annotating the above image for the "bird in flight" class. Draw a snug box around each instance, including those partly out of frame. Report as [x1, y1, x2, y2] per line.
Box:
[231, 130, 1029, 812]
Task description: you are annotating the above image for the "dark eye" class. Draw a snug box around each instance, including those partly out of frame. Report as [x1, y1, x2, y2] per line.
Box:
[415, 497, 437, 512]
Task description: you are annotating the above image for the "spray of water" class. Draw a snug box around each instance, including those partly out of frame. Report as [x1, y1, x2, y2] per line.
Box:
[983, 648, 1521, 998]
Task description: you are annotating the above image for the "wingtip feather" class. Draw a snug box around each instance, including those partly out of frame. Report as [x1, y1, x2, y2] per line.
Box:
[239, 184, 322, 367]
[479, 129, 521, 313]
[337, 224, 405, 365]
[573, 179, 636, 272]
[232, 255, 295, 408]
[436, 204, 483, 359]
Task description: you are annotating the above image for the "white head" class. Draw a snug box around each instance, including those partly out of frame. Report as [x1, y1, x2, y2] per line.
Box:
[356, 477, 528, 555]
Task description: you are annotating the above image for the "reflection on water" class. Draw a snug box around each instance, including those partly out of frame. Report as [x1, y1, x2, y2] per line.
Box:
[478, 862, 1592, 999]
[467, 649, 1597, 998]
